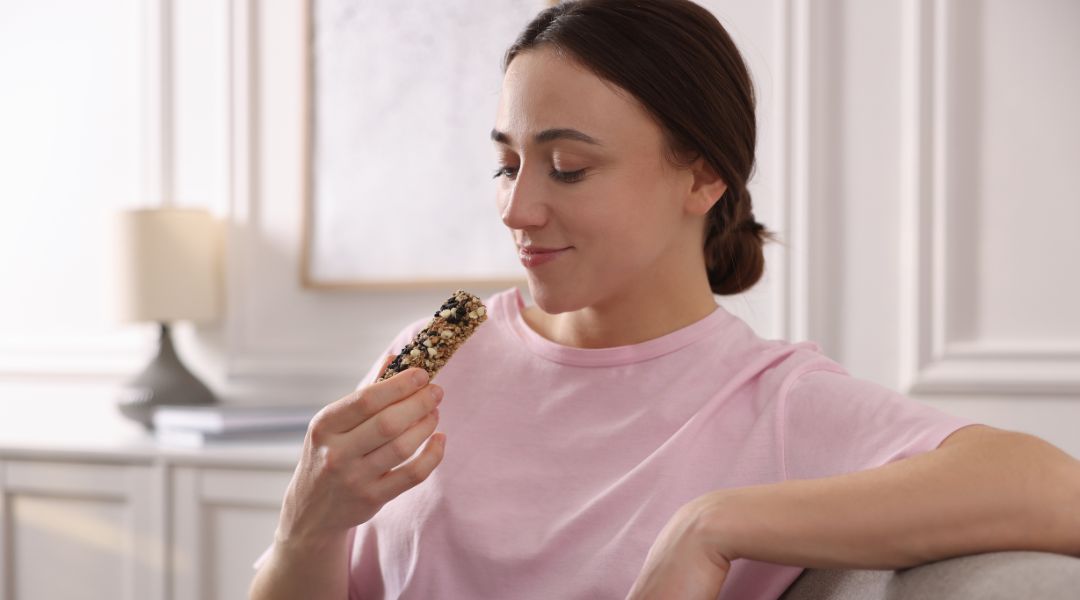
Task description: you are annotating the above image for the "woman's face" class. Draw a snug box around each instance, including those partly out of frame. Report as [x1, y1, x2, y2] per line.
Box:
[493, 46, 703, 314]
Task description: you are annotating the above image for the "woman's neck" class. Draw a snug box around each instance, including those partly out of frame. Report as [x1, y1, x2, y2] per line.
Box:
[521, 278, 719, 349]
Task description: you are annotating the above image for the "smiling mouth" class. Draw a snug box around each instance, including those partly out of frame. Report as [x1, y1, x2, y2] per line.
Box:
[518, 246, 572, 255]
[518, 246, 572, 268]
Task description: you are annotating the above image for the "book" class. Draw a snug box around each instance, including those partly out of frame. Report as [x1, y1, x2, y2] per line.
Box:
[152, 405, 320, 434]
[154, 426, 306, 448]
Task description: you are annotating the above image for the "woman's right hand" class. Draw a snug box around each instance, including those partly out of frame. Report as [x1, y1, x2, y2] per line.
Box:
[274, 359, 446, 550]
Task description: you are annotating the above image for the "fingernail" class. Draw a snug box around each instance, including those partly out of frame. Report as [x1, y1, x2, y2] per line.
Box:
[412, 369, 429, 387]
[432, 386, 444, 403]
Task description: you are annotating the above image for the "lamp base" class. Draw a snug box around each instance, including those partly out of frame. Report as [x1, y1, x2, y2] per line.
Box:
[117, 322, 217, 430]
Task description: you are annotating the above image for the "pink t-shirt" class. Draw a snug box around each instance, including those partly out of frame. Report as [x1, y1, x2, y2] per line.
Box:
[256, 287, 978, 599]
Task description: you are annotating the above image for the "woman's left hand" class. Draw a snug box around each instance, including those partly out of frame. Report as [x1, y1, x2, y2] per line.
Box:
[625, 492, 734, 600]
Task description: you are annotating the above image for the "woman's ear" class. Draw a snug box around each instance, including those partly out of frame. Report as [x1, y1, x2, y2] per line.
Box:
[685, 157, 727, 216]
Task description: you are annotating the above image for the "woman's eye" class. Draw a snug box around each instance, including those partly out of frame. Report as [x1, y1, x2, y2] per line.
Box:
[492, 165, 587, 183]
[550, 168, 586, 183]
[492, 166, 518, 180]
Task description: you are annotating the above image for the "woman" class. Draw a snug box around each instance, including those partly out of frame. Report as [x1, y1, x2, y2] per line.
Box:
[251, 1, 1080, 598]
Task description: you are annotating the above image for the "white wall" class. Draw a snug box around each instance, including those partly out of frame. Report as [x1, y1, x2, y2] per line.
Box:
[1, 0, 1077, 455]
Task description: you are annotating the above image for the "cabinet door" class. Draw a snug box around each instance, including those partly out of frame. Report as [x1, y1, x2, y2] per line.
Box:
[0, 459, 164, 600]
[171, 466, 292, 600]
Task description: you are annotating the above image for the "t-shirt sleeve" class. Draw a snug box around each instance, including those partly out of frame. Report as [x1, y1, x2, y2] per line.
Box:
[781, 367, 981, 481]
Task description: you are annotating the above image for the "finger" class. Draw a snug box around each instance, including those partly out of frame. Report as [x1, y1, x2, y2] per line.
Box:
[342, 383, 442, 456]
[366, 432, 446, 501]
[358, 408, 440, 477]
[316, 367, 430, 433]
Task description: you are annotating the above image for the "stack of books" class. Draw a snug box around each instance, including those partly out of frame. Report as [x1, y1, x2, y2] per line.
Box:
[152, 405, 320, 447]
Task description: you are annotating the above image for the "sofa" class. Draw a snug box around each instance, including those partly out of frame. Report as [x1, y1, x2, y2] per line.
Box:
[778, 551, 1080, 599]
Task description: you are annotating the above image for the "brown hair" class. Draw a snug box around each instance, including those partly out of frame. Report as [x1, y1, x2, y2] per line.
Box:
[503, 0, 777, 295]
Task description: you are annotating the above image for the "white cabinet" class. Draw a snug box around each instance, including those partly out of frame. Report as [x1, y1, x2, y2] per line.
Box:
[0, 444, 297, 600]
[0, 460, 162, 600]
[171, 467, 292, 600]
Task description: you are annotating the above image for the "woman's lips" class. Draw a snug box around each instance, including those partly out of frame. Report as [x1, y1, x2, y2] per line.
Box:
[518, 246, 572, 268]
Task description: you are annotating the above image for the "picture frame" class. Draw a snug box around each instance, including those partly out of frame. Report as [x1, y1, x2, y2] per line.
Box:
[299, 0, 550, 289]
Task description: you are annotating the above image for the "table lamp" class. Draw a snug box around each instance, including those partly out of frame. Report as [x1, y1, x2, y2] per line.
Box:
[111, 207, 221, 429]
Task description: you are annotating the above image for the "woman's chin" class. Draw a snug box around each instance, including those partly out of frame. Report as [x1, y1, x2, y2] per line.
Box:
[526, 278, 583, 315]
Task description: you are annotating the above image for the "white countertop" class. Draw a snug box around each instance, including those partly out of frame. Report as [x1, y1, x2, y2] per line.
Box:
[0, 395, 304, 469]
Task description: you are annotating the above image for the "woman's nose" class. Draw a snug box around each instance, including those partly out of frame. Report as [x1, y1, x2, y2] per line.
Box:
[499, 168, 548, 231]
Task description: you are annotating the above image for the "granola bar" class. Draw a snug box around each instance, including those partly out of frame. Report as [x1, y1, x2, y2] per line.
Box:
[378, 290, 488, 382]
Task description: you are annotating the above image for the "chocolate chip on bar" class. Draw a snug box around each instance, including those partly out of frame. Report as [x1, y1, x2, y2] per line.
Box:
[378, 290, 488, 382]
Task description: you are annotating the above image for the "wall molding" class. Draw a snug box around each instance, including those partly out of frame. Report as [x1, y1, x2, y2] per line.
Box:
[778, 0, 807, 343]
[223, 0, 255, 377]
[898, 0, 1080, 396]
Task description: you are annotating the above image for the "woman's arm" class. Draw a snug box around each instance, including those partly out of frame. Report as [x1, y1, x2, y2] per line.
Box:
[248, 531, 350, 600]
[697, 425, 1080, 568]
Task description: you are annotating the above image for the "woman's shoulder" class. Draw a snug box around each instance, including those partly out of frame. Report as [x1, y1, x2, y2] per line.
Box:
[732, 331, 848, 397]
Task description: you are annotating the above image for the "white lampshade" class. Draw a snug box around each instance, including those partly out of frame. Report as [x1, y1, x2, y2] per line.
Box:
[111, 208, 220, 323]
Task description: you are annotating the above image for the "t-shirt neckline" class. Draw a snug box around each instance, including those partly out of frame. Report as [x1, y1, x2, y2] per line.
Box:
[496, 287, 733, 367]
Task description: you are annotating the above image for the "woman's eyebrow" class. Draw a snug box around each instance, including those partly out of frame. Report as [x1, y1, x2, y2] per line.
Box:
[490, 127, 603, 146]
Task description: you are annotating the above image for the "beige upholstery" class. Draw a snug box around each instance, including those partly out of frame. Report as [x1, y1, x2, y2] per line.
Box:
[778, 551, 1080, 600]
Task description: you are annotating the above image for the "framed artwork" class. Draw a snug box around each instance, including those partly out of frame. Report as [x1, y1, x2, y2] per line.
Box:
[300, 0, 551, 289]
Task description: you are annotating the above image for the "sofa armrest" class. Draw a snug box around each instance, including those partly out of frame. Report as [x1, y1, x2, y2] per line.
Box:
[778, 551, 1080, 600]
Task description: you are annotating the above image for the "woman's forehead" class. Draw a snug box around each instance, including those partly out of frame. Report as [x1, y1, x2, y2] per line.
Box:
[495, 49, 659, 151]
